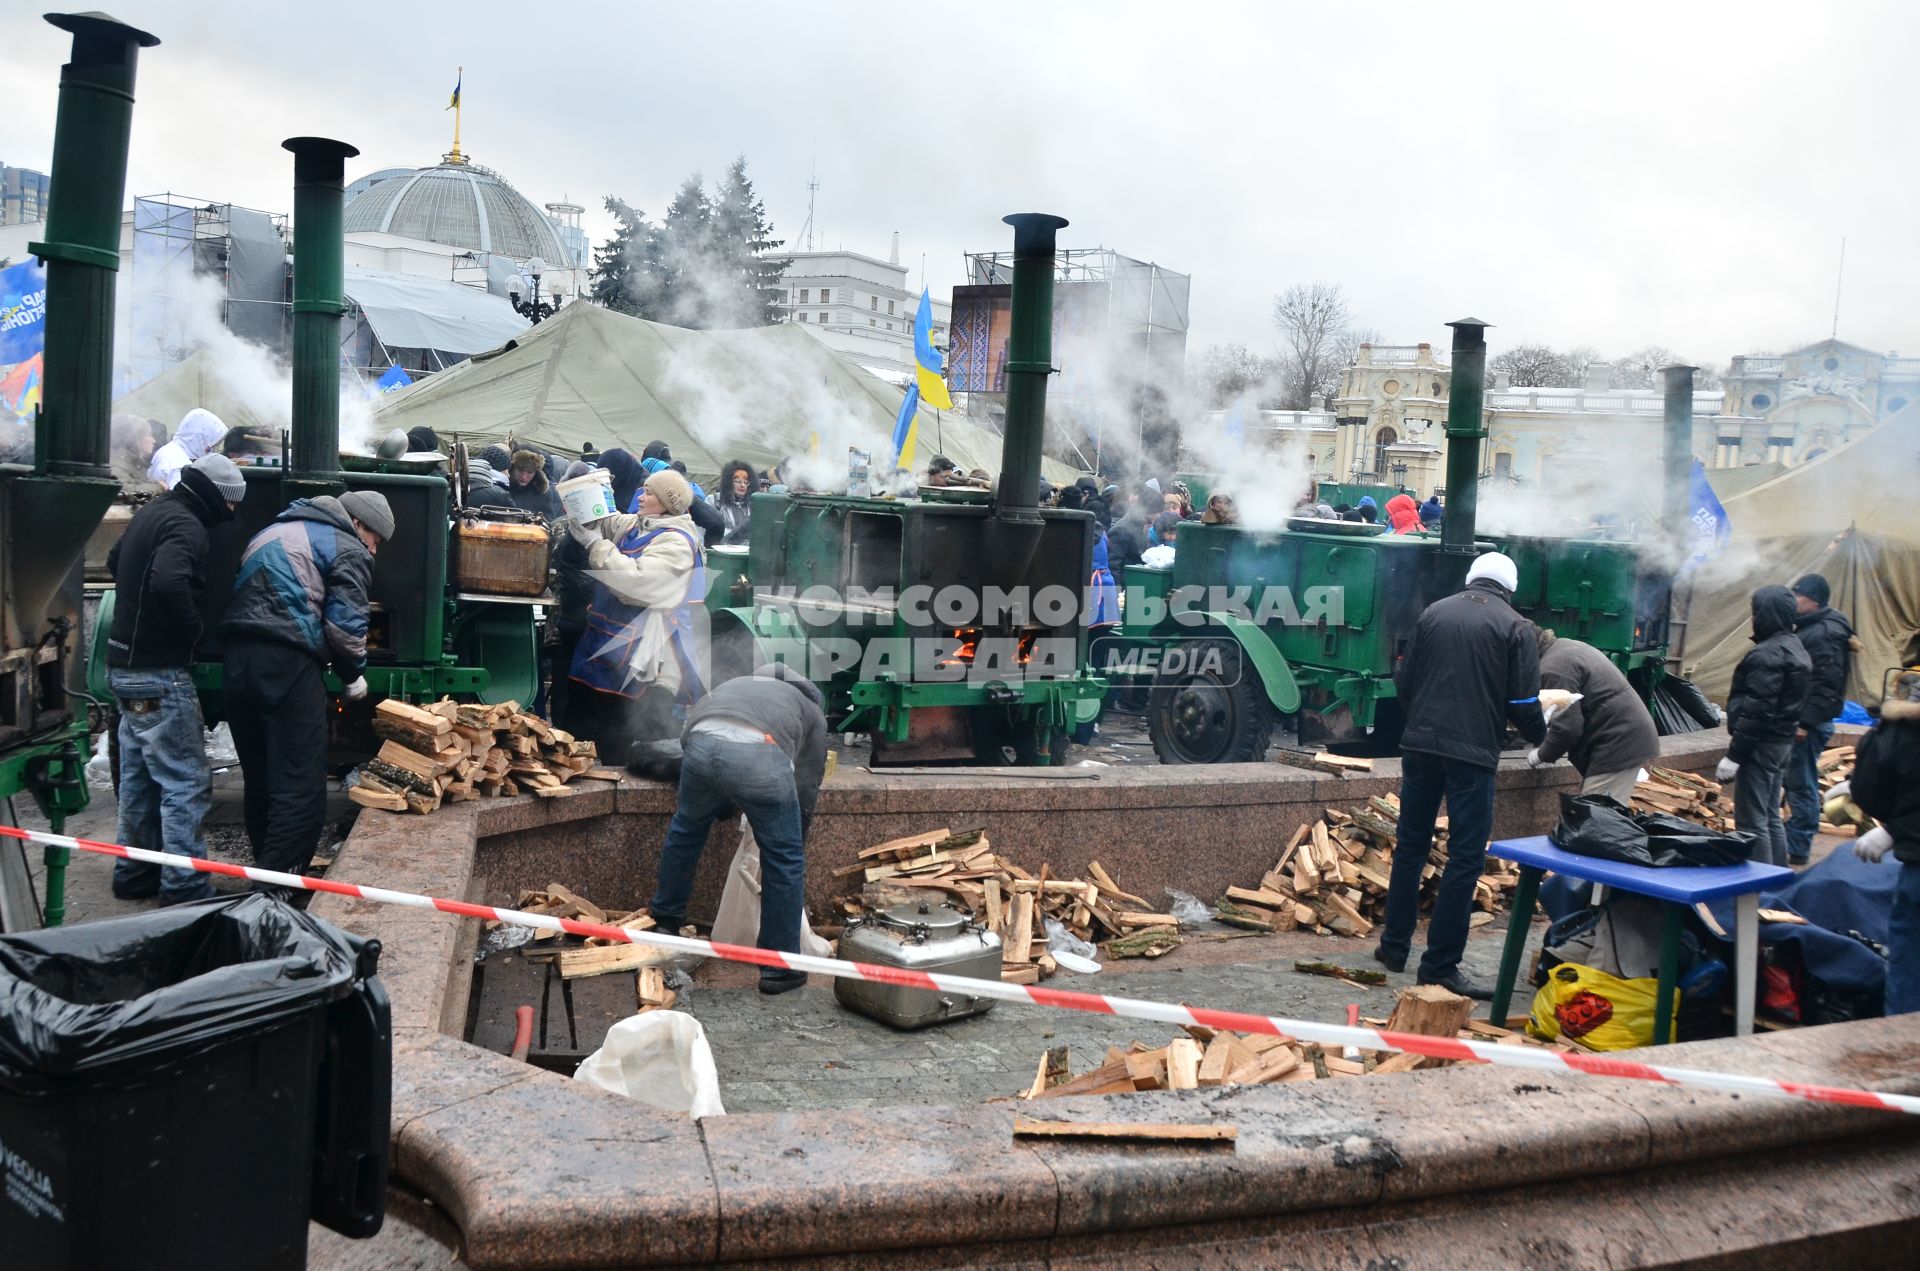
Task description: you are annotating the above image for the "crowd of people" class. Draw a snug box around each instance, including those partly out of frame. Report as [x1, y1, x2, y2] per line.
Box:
[94, 406, 1918, 1013]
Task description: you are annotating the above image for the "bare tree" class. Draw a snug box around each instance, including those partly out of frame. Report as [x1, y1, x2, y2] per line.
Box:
[1489, 342, 1575, 388]
[1189, 342, 1284, 409]
[1271, 282, 1351, 410]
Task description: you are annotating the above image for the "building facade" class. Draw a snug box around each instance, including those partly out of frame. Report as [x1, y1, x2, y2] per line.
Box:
[1716, 339, 1918, 467]
[777, 249, 949, 383]
[0, 164, 51, 227]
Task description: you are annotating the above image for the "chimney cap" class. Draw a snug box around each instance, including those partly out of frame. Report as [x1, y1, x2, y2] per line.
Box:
[1446, 317, 1493, 330]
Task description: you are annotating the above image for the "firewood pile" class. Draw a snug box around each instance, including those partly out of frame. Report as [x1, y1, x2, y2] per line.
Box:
[1019, 985, 1586, 1098]
[348, 699, 621, 814]
[491, 885, 682, 1011]
[1629, 767, 1733, 830]
[1213, 795, 1520, 939]
[833, 828, 1176, 984]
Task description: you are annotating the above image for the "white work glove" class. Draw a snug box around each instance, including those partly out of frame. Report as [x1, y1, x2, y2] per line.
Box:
[342, 676, 369, 702]
[1715, 756, 1740, 782]
[1826, 780, 1850, 802]
[566, 516, 601, 547]
[1854, 826, 1894, 864]
[1526, 748, 1543, 768]
[1712, 705, 1727, 725]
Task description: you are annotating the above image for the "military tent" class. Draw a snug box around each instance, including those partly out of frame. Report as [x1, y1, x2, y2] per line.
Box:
[1683, 406, 1920, 705]
[372, 301, 1077, 483]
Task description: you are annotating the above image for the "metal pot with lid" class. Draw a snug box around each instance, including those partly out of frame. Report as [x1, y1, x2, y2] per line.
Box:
[834, 899, 1002, 1030]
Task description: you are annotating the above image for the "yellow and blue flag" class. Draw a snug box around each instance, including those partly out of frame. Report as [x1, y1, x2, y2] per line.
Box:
[447, 71, 462, 110]
[912, 287, 952, 410]
[890, 383, 921, 471]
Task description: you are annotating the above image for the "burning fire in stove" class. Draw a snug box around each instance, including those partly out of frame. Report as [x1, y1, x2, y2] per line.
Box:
[935, 628, 1039, 669]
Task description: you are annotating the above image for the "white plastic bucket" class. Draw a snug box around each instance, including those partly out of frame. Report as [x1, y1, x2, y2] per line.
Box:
[558, 469, 616, 521]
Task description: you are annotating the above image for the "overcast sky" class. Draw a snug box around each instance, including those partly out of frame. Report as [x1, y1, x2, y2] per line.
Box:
[5, 1, 1915, 367]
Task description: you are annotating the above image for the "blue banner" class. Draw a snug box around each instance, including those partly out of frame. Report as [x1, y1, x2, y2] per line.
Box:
[0, 257, 48, 367]
[1687, 459, 1730, 566]
[376, 363, 413, 394]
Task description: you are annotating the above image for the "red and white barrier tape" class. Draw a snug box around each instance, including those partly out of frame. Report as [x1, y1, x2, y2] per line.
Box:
[7, 823, 1917, 1116]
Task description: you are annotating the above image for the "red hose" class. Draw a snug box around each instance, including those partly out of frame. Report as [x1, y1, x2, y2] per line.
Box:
[509, 1004, 534, 1061]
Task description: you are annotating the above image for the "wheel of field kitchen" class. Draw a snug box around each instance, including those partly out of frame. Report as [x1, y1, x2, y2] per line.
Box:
[1147, 638, 1274, 764]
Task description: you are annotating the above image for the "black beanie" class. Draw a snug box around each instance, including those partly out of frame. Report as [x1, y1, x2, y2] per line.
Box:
[1792, 573, 1831, 607]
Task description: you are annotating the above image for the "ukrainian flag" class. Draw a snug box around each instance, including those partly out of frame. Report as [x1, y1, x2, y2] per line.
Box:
[912, 288, 952, 410]
[890, 383, 921, 471]
[447, 71, 462, 110]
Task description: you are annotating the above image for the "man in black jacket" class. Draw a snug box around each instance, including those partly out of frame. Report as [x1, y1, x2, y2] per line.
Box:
[1784, 573, 1858, 864]
[104, 454, 247, 903]
[644, 665, 828, 995]
[1527, 628, 1661, 804]
[1377, 552, 1547, 998]
[1716, 586, 1812, 867]
[1847, 655, 1919, 1013]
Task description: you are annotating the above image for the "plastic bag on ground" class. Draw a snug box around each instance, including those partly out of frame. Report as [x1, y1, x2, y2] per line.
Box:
[711, 817, 832, 957]
[574, 1010, 725, 1118]
[1164, 889, 1211, 927]
[1528, 961, 1677, 1051]
[1044, 917, 1100, 974]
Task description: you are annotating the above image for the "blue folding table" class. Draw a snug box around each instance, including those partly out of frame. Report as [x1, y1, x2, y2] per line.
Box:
[1486, 836, 1795, 1043]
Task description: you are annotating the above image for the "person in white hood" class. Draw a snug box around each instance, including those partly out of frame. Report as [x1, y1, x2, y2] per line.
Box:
[148, 408, 228, 490]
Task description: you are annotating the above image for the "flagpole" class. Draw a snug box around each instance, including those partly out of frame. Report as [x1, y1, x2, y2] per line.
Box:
[449, 66, 464, 164]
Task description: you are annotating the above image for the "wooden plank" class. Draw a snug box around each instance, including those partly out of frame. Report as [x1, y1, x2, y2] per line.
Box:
[1000, 964, 1041, 985]
[1008, 892, 1035, 964]
[984, 877, 1004, 937]
[1197, 1034, 1235, 1086]
[1165, 1038, 1202, 1090]
[558, 942, 677, 979]
[1034, 1059, 1143, 1098]
[1013, 1119, 1236, 1144]
[1115, 911, 1181, 929]
[1371, 1051, 1427, 1074]
[856, 828, 953, 860]
[375, 698, 452, 736]
[1225, 885, 1294, 909]
[1225, 1046, 1300, 1085]
[1085, 860, 1149, 909]
[544, 884, 607, 924]
[347, 784, 407, 812]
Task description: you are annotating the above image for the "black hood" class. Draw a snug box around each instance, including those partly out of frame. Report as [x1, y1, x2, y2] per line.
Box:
[174, 464, 235, 527]
[1751, 585, 1798, 641]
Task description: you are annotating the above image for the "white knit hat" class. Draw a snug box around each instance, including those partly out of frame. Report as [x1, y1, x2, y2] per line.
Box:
[1465, 551, 1519, 594]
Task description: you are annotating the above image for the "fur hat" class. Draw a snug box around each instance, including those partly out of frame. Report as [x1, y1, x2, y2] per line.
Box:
[510, 448, 544, 476]
[340, 489, 395, 542]
[643, 468, 694, 516]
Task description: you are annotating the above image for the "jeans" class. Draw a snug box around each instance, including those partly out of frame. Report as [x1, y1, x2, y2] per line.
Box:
[224, 640, 330, 877]
[109, 666, 213, 902]
[650, 732, 805, 967]
[1734, 736, 1793, 868]
[1888, 863, 1920, 1017]
[1379, 750, 1496, 982]
[1783, 720, 1835, 862]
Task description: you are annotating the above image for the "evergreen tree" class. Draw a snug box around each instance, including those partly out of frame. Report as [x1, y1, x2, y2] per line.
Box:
[591, 158, 787, 330]
[712, 156, 788, 326]
[589, 198, 661, 317]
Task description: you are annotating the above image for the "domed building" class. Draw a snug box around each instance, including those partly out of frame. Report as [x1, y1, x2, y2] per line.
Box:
[343, 158, 571, 265]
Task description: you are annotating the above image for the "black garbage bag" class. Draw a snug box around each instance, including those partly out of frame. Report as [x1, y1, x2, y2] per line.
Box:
[1653, 674, 1722, 736]
[0, 892, 370, 1093]
[1550, 795, 1754, 869]
[627, 736, 685, 783]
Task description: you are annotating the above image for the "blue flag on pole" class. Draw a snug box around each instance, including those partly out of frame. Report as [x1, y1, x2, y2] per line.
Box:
[890, 382, 921, 471]
[376, 363, 413, 395]
[1686, 460, 1730, 566]
[0, 258, 48, 366]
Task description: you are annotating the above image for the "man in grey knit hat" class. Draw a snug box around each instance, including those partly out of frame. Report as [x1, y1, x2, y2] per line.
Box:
[223, 488, 393, 893]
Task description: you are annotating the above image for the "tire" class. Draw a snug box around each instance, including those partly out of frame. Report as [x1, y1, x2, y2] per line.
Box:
[1148, 638, 1274, 764]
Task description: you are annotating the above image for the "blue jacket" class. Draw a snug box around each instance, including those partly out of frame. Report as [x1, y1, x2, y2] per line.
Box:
[222, 496, 374, 681]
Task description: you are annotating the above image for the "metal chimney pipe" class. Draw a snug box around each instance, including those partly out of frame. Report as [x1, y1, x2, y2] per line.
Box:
[1660, 364, 1697, 559]
[283, 135, 360, 492]
[1439, 317, 1490, 553]
[30, 12, 160, 477]
[996, 212, 1069, 524]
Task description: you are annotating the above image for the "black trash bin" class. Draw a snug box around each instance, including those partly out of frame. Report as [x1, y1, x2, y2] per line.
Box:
[0, 893, 390, 1270]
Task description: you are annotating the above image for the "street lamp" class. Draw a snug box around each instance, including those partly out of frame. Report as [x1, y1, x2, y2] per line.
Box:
[1391, 460, 1408, 490]
[510, 256, 562, 324]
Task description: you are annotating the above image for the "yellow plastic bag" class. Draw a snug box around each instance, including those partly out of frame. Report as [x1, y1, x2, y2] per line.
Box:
[1528, 961, 1677, 1051]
